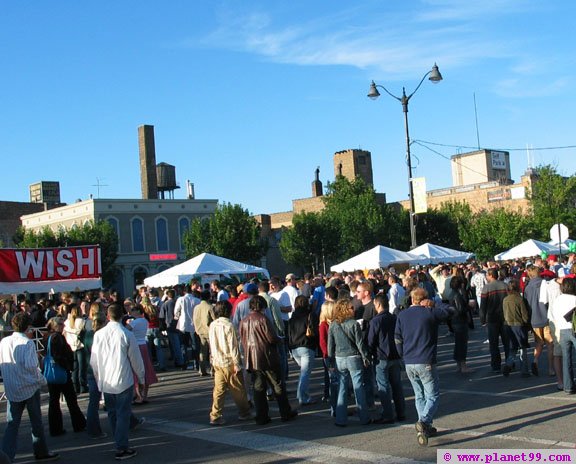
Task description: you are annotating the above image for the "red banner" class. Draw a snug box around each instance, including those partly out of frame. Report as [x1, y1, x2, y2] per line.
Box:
[0, 246, 102, 294]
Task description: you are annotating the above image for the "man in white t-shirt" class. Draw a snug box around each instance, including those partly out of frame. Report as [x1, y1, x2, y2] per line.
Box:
[283, 274, 300, 312]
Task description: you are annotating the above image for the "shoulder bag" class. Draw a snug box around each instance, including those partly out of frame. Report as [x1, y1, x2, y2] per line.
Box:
[43, 335, 68, 385]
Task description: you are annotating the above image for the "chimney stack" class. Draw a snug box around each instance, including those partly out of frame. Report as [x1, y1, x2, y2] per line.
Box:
[311, 167, 323, 197]
[138, 125, 158, 199]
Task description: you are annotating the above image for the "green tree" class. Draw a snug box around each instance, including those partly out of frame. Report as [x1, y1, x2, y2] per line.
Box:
[322, 176, 385, 261]
[12, 221, 118, 287]
[527, 165, 576, 240]
[459, 208, 536, 260]
[279, 211, 339, 274]
[183, 203, 265, 264]
[415, 201, 473, 250]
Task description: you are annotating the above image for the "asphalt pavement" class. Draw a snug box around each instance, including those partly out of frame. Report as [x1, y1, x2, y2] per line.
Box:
[2, 319, 575, 463]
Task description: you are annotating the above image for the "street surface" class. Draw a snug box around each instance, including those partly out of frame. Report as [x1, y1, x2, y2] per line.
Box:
[2, 320, 575, 463]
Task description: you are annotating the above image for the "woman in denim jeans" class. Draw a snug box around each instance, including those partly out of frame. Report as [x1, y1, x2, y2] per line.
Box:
[288, 296, 318, 406]
[327, 299, 372, 426]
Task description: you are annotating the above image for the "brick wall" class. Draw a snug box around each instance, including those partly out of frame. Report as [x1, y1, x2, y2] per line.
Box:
[0, 201, 45, 246]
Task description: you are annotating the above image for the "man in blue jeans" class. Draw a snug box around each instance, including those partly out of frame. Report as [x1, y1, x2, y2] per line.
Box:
[91, 304, 145, 460]
[367, 294, 405, 423]
[395, 287, 452, 446]
[0, 312, 59, 462]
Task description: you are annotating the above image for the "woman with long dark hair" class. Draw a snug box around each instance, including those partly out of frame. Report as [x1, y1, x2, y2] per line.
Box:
[288, 295, 318, 406]
[449, 276, 473, 373]
[46, 317, 86, 436]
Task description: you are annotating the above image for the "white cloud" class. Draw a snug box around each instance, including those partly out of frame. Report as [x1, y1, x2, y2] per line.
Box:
[194, 1, 564, 95]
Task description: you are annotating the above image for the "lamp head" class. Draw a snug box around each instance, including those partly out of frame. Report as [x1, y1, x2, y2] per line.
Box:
[429, 63, 442, 83]
[367, 81, 380, 100]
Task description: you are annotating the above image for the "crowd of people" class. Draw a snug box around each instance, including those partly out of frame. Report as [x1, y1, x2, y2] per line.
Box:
[1, 253, 576, 459]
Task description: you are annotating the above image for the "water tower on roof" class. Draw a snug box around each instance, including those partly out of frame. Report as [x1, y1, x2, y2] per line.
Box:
[156, 162, 180, 199]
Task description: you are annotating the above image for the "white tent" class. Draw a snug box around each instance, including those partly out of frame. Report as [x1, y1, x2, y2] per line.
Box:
[494, 239, 559, 261]
[144, 253, 270, 288]
[330, 245, 424, 272]
[548, 239, 575, 254]
[410, 243, 474, 264]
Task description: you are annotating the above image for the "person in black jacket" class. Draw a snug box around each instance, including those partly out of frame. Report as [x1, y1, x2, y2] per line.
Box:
[288, 296, 318, 406]
[45, 317, 86, 437]
[450, 276, 474, 374]
[367, 294, 405, 424]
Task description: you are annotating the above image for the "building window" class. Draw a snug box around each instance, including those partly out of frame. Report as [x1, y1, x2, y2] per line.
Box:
[156, 217, 169, 251]
[131, 217, 145, 253]
[178, 217, 190, 251]
[106, 216, 120, 252]
[133, 266, 148, 287]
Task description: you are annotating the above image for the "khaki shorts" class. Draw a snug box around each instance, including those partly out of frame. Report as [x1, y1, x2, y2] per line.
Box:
[533, 325, 554, 345]
[548, 320, 562, 356]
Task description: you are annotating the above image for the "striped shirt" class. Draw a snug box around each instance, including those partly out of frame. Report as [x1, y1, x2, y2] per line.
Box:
[0, 332, 46, 402]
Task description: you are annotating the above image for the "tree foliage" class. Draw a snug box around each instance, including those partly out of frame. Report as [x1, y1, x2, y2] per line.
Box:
[279, 211, 339, 274]
[458, 208, 536, 261]
[527, 165, 576, 240]
[12, 221, 119, 287]
[183, 202, 265, 264]
[322, 176, 385, 260]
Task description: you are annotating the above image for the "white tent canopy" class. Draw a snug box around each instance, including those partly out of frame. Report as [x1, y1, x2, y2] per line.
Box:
[494, 239, 559, 261]
[410, 243, 474, 264]
[144, 253, 270, 288]
[548, 238, 575, 253]
[330, 245, 424, 273]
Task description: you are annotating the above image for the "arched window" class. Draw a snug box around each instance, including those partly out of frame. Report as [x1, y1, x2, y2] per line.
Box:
[133, 266, 148, 287]
[156, 217, 169, 251]
[106, 216, 120, 252]
[178, 217, 190, 251]
[131, 217, 145, 253]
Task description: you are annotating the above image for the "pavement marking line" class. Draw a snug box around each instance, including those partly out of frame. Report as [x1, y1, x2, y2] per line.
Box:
[442, 387, 576, 403]
[398, 424, 575, 448]
[145, 418, 433, 464]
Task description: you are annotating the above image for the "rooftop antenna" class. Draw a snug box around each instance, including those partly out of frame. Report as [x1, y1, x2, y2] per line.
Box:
[473, 92, 481, 149]
[526, 144, 534, 170]
[92, 177, 108, 198]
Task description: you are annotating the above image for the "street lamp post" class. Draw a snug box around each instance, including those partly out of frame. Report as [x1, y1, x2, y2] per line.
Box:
[368, 64, 443, 249]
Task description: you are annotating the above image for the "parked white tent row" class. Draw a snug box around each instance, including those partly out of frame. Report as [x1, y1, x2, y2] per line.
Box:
[330, 243, 474, 272]
[494, 239, 560, 261]
[410, 243, 474, 264]
[144, 252, 270, 288]
[494, 238, 576, 261]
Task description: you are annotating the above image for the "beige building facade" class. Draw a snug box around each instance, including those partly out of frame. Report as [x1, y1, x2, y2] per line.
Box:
[21, 198, 217, 297]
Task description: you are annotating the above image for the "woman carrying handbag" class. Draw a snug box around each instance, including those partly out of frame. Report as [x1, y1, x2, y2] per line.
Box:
[45, 317, 86, 436]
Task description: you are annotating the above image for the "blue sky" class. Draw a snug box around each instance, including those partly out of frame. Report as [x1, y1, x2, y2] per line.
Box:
[2, 1, 575, 216]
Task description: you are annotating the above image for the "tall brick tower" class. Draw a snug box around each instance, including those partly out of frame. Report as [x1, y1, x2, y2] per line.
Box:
[333, 149, 373, 187]
[138, 124, 158, 200]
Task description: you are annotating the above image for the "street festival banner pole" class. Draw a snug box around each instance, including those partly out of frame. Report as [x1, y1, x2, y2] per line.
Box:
[0, 245, 102, 294]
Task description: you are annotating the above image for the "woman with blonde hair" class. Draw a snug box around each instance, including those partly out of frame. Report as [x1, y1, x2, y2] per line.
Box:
[63, 304, 88, 394]
[319, 301, 338, 414]
[327, 299, 372, 426]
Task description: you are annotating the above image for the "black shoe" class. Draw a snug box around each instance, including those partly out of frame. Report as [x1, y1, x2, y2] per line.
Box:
[372, 417, 395, 425]
[50, 430, 66, 437]
[35, 453, 60, 461]
[115, 449, 137, 460]
[255, 417, 272, 425]
[281, 410, 298, 422]
[502, 365, 511, 377]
